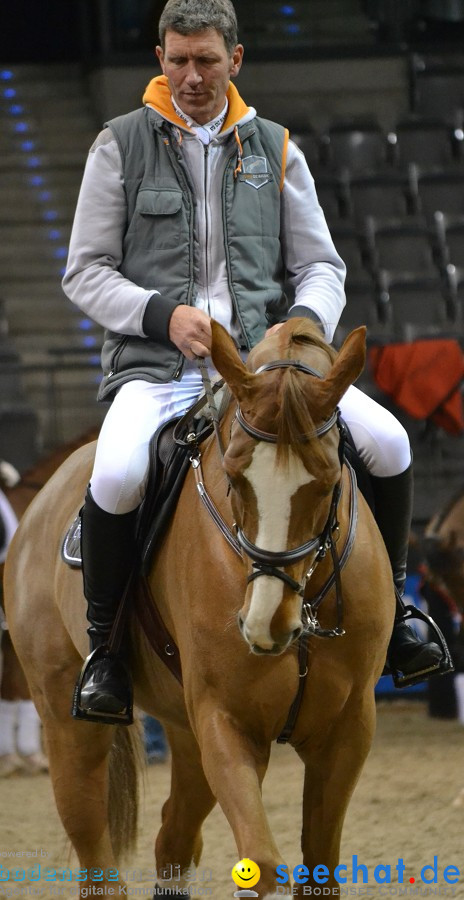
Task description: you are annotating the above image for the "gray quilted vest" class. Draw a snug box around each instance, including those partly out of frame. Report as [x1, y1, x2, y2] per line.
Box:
[99, 106, 288, 399]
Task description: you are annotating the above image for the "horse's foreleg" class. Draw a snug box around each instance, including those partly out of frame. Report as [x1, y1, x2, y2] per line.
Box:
[153, 724, 216, 894]
[295, 688, 376, 896]
[194, 705, 284, 899]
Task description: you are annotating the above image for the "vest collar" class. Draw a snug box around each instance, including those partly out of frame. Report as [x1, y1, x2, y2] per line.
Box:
[143, 75, 255, 136]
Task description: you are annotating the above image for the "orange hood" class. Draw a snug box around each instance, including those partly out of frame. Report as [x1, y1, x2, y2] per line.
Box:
[142, 75, 252, 133]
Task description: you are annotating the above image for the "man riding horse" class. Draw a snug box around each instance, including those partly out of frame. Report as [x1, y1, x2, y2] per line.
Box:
[62, 0, 449, 725]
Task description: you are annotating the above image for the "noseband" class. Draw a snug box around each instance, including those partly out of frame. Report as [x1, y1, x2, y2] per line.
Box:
[234, 359, 344, 600]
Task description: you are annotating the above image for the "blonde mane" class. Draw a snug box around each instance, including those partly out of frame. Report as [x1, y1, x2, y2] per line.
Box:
[274, 321, 337, 468]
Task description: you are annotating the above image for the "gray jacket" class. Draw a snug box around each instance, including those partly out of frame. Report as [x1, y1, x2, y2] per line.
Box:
[62, 81, 346, 400]
[98, 106, 289, 397]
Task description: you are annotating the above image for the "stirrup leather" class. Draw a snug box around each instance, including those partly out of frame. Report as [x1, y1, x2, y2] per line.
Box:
[390, 604, 454, 689]
[71, 646, 133, 726]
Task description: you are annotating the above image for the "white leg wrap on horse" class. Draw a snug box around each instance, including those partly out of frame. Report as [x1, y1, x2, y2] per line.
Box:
[16, 700, 42, 757]
[0, 699, 17, 755]
[339, 385, 411, 477]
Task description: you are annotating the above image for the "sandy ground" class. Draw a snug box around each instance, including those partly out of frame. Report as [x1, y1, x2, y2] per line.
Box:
[1, 700, 463, 900]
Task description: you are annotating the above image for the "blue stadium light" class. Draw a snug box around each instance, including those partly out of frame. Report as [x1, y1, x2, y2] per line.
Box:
[280, 5, 295, 15]
[9, 104, 23, 114]
[38, 190, 52, 201]
[47, 228, 61, 240]
[42, 209, 58, 220]
[28, 174, 44, 186]
[26, 156, 42, 167]
[21, 140, 35, 152]
[79, 318, 93, 331]
[0, 71, 14, 80]
[52, 246, 68, 259]
[3, 88, 16, 98]
[285, 22, 301, 34]
[83, 336, 97, 348]
[14, 121, 29, 132]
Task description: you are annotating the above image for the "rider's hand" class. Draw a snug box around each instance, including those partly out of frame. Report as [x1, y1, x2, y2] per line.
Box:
[169, 306, 212, 360]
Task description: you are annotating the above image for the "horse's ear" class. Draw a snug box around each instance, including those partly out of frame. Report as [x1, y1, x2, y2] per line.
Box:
[210, 320, 255, 401]
[318, 326, 366, 414]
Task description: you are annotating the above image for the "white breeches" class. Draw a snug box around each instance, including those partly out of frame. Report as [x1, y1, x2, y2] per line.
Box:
[90, 367, 411, 515]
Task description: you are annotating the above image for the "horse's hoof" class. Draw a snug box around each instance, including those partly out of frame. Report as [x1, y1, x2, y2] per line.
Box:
[0, 752, 26, 777]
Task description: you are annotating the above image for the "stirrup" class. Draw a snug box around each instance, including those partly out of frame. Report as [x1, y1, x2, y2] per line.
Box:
[390, 605, 454, 689]
[71, 646, 133, 726]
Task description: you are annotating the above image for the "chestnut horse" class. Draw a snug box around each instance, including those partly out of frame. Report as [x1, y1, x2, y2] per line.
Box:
[4, 320, 395, 898]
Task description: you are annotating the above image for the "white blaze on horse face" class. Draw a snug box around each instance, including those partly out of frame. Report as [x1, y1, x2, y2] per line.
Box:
[243, 443, 314, 649]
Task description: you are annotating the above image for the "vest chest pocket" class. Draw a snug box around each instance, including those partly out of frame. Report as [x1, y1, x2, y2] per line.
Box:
[132, 188, 184, 248]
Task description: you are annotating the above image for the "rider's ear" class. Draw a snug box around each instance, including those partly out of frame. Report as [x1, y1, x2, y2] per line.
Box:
[317, 326, 366, 415]
[210, 320, 256, 401]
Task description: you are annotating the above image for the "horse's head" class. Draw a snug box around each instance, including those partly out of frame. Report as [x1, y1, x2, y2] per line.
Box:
[211, 318, 366, 654]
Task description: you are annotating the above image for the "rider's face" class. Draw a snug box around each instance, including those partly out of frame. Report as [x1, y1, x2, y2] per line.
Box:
[156, 28, 244, 125]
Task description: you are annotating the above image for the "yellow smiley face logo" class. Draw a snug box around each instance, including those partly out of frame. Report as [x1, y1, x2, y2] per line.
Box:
[231, 858, 261, 888]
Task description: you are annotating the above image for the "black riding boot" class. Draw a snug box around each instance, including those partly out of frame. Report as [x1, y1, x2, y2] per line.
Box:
[371, 464, 444, 686]
[72, 488, 138, 725]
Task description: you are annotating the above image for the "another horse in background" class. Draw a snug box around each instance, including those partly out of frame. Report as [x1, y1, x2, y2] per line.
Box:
[4, 320, 395, 898]
[423, 488, 464, 607]
[423, 488, 464, 807]
[0, 429, 98, 775]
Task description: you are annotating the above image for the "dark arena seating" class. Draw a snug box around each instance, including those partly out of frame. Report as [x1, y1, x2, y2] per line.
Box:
[0, 0, 463, 515]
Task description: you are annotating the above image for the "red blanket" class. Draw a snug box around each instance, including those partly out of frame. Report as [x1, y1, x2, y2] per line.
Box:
[369, 339, 464, 435]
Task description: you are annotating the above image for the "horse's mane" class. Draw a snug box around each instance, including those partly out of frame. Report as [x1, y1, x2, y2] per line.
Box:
[274, 321, 337, 468]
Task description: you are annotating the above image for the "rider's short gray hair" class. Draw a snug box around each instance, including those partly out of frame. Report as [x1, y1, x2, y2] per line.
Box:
[158, 0, 239, 54]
